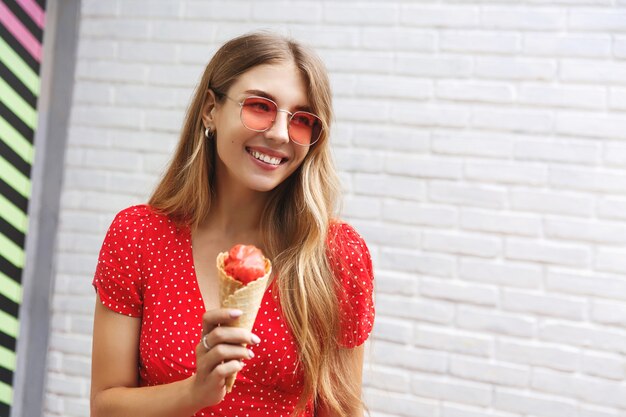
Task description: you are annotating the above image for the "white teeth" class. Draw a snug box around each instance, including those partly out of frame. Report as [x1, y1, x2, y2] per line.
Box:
[250, 150, 282, 166]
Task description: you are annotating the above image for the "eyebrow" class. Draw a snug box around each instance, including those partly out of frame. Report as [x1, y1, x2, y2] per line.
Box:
[242, 89, 312, 112]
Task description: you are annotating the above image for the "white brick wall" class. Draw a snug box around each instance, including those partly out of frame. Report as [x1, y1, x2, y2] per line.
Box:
[44, 1, 626, 416]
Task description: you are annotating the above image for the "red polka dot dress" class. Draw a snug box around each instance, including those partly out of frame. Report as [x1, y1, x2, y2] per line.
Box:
[93, 205, 375, 417]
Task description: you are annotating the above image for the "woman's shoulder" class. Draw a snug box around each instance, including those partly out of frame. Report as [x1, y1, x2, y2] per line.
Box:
[326, 220, 373, 275]
[109, 204, 177, 232]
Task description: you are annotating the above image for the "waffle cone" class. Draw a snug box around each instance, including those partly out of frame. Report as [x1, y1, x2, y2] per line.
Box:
[216, 252, 271, 392]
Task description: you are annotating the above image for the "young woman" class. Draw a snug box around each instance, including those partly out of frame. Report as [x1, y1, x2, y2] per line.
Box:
[90, 32, 375, 417]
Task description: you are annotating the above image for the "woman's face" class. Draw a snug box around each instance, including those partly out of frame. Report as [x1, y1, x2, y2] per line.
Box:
[207, 62, 312, 195]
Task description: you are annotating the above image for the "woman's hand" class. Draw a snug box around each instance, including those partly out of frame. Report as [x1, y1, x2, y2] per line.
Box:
[189, 308, 260, 409]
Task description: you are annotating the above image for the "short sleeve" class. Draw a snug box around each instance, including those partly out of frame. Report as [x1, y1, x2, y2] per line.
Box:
[327, 222, 375, 347]
[92, 205, 150, 317]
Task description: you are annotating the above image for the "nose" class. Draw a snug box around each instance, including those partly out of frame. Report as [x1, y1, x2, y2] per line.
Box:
[264, 110, 290, 144]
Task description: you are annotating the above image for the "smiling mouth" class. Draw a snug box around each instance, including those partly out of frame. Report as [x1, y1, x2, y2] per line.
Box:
[247, 148, 286, 166]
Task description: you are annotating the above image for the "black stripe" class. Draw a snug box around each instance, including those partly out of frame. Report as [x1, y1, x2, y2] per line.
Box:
[0, 24, 39, 74]
[0, 330, 16, 352]
[0, 60, 38, 108]
[0, 134, 32, 177]
[36, 0, 46, 10]
[0, 179, 29, 213]
[0, 254, 22, 284]
[0, 217, 25, 250]
[0, 400, 10, 415]
[3, 0, 44, 42]
[0, 293, 19, 318]
[0, 101, 34, 144]
[0, 365, 13, 386]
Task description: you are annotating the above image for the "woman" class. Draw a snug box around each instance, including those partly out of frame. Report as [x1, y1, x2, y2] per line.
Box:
[90, 32, 374, 417]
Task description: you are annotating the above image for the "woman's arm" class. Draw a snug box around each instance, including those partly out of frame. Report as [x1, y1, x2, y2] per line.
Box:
[90, 298, 255, 417]
[316, 345, 366, 417]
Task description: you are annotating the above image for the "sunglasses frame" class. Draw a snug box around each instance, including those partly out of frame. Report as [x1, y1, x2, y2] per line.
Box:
[219, 93, 323, 147]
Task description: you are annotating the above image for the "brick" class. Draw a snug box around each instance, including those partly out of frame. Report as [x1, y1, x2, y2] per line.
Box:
[595, 248, 626, 273]
[363, 387, 438, 417]
[65, 398, 90, 417]
[556, 111, 626, 140]
[423, 231, 502, 257]
[148, 64, 204, 87]
[71, 105, 143, 130]
[431, 131, 513, 158]
[383, 201, 457, 227]
[539, 321, 626, 353]
[371, 316, 413, 344]
[183, 1, 252, 20]
[465, 161, 548, 185]
[352, 126, 430, 153]
[457, 306, 535, 337]
[287, 27, 360, 49]
[421, 278, 498, 306]
[514, 138, 600, 165]
[252, 2, 322, 22]
[475, 57, 556, 80]
[461, 209, 542, 236]
[62, 167, 108, 191]
[81, 1, 118, 16]
[320, 50, 394, 74]
[472, 107, 553, 133]
[442, 404, 522, 417]
[581, 351, 626, 380]
[62, 355, 91, 377]
[363, 366, 411, 393]
[353, 173, 427, 201]
[603, 142, 626, 166]
[49, 334, 93, 357]
[569, 9, 626, 31]
[519, 84, 606, 109]
[372, 341, 447, 373]
[482, 7, 566, 30]
[524, 34, 611, 58]
[80, 19, 150, 40]
[436, 80, 514, 104]
[400, 5, 479, 27]
[502, 289, 586, 320]
[75, 60, 146, 83]
[144, 109, 185, 133]
[496, 339, 580, 372]
[334, 148, 384, 173]
[119, 1, 181, 17]
[615, 37, 626, 58]
[545, 218, 626, 245]
[450, 355, 529, 387]
[598, 196, 626, 221]
[324, 4, 397, 24]
[547, 269, 626, 301]
[118, 42, 178, 64]
[73, 81, 113, 105]
[56, 232, 105, 254]
[385, 156, 462, 179]
[76, 39, 117, 60]
[591, 299, 626, 327]
[396, 54, 473, 78]
[510, 189, 594, 217]
[376, 294, 455, 324]
[362, 28, 436, 51]
[460, 258, 542, 289]
[178, 43, 220, 65]
[561, 59, 626, 84]
[414, 324, 493, 357]
[46, 373, 87, 397]
[343, 195, 381, 220]
[335, 98, 389, 123]
[390, 102, 470, 128]
[45, 393, 64, 414]
[355, 75, 433, 100]
[429, 181, 507, 209]
[350, 220, 420, 248]
[494, 388, 578, 417]
[609, 87, 626, 110]
[551, 165, 626, 196]
[580, 405, 622, 417]
[440, 30, 520, 54]
[505, 238, 590, 267]
[411, 375, 492, 406]
[375, 271, 418, 297]
[533, 370, 626, 408]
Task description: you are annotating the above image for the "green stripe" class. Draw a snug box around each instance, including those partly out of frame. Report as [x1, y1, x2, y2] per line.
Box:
[0, 309, 19, 338]
[0, 270, 21, 304]
[0, 37, 40, 95]
[0, 380, 12, 406]
[0, 232, 24, 268]
[0, 193, 27, 233]
[0, 77, 37, 130]
[0, 155, 31, 198]
[0, 115, 34, 164]
[0, 345, 16, 372]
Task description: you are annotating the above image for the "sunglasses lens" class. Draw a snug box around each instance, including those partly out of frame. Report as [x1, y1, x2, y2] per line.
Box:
[241, 97, 277, 131]
[289, 112, 323, 145]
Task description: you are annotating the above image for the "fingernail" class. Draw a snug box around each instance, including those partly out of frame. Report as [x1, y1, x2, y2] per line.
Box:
[247, 349, 255, 358]
[230, 310, 243, 318]
[251, 334, 261, 344]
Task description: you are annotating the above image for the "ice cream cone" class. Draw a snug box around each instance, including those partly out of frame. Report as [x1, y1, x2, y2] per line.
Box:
[216, 251, 271, 392]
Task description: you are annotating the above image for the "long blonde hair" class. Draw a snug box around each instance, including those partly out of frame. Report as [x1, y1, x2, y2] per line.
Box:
[148, 32, 362, 415]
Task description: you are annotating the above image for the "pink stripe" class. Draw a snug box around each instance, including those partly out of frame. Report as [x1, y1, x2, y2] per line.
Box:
[15, 0, 45, 29]
[0, 0, 42, 62]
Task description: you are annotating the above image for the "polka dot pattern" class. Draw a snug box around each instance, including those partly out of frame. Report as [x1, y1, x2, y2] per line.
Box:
[93, 205, 375, 416]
